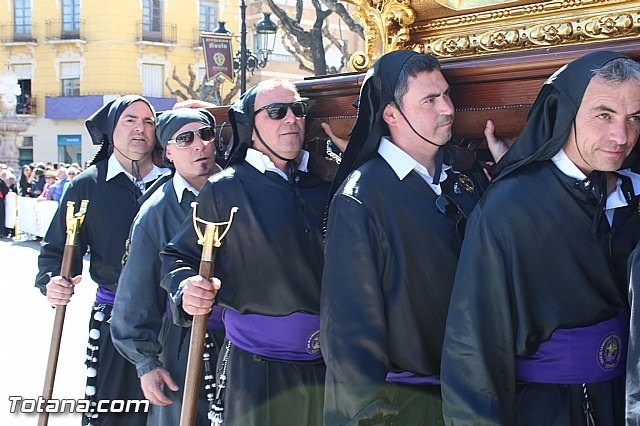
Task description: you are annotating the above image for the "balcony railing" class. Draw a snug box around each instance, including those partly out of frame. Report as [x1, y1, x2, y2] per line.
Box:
[0, 23, 37, 43]
[45, 19, 85, 41]
[136, 21, 176, 44]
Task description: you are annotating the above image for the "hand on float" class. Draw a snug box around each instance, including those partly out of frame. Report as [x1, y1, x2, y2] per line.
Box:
[485, 119, 514, 163]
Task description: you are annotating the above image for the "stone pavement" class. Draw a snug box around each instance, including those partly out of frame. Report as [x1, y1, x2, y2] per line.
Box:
[0, 236, 96, 425]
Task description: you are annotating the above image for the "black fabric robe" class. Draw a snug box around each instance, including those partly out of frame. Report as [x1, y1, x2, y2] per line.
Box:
[161, 161, 330, 426]
[35, 158, 147, 426]
[35, 159, 141, 293]
[161, 162, 328, 316]
[627, 242, 640, 425]
[441, 161, 627, 426]
[111, 177, 223, 426]
[321, 155, 487, 425]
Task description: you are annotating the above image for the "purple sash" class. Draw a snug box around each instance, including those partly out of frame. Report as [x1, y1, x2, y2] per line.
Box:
[516, 311, 628, 384]
[95, 286, 115, 305]
[224, 309, 322, 362]
[386, 371, 440, 385]
[164, 298, 224, 331]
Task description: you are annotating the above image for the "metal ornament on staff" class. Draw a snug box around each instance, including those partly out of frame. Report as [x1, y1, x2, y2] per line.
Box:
[38, 200, 89, 426]
[180, 203, 239, 426]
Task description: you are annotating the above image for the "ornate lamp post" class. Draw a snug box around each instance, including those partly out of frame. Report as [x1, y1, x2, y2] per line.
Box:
[215, 4, 277, 93]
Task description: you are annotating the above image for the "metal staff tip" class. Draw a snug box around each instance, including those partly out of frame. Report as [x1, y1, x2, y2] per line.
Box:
[191, 203, 239, 260]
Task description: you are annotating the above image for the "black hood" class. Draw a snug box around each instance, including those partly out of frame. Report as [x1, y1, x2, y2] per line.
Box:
[491, 50, 631, 181]
[85, 95, 155, 166]
[329, 50, 420, 199]
[226, 84, 260, 165]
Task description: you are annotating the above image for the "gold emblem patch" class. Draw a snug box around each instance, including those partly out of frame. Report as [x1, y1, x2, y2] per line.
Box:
[457, 174, 475, 194]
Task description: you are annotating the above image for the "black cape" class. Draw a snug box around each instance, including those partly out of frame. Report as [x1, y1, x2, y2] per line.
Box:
[35, 159, 142, 292]
[441, 162, 627, 425]
[161, 161, 330, 316]
[441, 50, 633, 425]
[322, 155, 488, 425]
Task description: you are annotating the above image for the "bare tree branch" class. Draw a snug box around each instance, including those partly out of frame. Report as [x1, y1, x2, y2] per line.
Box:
[295, 0, 303, 23]
[266, 0, 310, 44]
[222, 78, 242, 105]
[165, 79, 189, 101]
[281, 39, 315, 73]
[320, 0, 364, 38]
[322, 26, 349, 73]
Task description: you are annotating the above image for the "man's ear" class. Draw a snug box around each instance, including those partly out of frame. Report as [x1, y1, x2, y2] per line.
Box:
[164, 144, 173, 162]
[382, 103, 397, 128]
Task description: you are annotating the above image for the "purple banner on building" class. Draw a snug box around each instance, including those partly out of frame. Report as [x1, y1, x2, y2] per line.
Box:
[202, 33, 234, 82]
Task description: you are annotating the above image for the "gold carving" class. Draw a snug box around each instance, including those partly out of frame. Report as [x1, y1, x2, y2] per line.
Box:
[345, 0, 416, 71]
[583, 13, 634, 38]
[420, 11, 640, 58]
[528, 22, 574, 45]
[346, 1, 639, 64]
[433, 0, 521, 11]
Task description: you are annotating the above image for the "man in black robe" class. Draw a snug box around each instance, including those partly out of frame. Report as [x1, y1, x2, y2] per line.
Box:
[161, 78, 330, 426]
[111, 108, 223, 425]
[321, 50, 509, 425]
[36, 95, 168, 426]
[441, 51, 640, 425]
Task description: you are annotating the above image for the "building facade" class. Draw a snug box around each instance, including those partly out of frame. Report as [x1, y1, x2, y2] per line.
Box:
[0, 0, 362, 166]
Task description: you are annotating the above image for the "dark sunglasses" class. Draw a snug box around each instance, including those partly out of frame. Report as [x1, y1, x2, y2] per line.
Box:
[254, 101, 308, 120]
[435, 193, 468, 239]
[168, 126, 216, 148]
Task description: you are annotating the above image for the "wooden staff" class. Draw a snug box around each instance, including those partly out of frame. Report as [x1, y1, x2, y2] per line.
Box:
[38, 200, 88, 426]
[180, 205, 238, 426]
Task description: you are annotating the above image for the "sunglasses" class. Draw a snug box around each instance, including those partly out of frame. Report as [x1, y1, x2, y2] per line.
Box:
[254, 101, 308, 120]
[168, 126, 216, 148]
[435, 193, 468, 239]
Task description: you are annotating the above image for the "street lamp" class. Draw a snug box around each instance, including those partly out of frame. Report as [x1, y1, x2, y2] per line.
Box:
[254, 13, 278, 65]
[238, 3, 277, 92]
[213, 8, 277, 93]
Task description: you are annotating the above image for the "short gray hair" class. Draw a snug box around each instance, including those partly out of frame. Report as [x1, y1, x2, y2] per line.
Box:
[593, 57, 640, 85]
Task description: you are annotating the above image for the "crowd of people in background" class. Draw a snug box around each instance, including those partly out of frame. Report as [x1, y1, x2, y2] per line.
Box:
[0, 161, 84, 239]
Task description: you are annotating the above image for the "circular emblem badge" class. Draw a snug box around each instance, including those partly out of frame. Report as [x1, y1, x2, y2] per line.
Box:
[213, 52, 226, 67]
[306, 330, 321, 355]
[598, 332, 622, 371]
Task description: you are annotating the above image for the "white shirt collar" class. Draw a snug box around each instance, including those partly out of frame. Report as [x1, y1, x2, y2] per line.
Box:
[106, 154, 169, 191]
[551, 148, 587, 181]
[244, 147, 309, 181]
[606, 168, 640, 214]
[377, 137, 449, 194]
[551, 150, 640, 224]
[172, 172, 200, 203]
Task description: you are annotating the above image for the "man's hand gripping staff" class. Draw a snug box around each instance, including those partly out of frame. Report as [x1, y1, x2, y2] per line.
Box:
[39, 200, 89, 426]
[180, 203, 238, 426]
